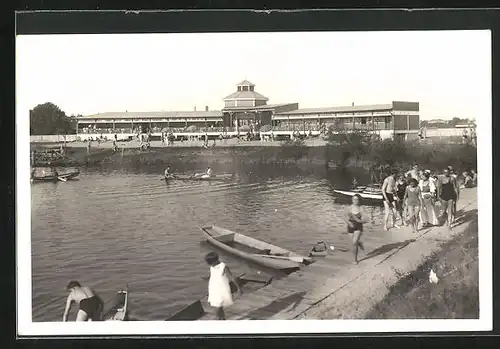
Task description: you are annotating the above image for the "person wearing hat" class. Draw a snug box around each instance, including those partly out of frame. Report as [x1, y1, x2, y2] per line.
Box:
[419, 170, 438, 227]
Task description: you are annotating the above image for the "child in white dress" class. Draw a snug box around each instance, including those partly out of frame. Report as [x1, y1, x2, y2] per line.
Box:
[205, 252, 241, 320]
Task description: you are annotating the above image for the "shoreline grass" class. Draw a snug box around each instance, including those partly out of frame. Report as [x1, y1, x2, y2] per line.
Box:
[365, 212, 479, 319]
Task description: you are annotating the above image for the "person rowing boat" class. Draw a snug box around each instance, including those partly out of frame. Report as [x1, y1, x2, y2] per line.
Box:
[163, 166, 178, 180]
[199, 166, 213, 179]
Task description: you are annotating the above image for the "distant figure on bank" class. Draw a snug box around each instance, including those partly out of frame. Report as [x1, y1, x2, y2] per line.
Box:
[87, 139, 92, 154]
[205, 252, 241, 320]
[470, 169, 477, 186]
[404, 178, 422, 233]
[381, 169, 400, 231]
[462, 171, 473, 188]
[406, 163, 420, 180]
[63, 281, 104, 322]
[419, 170, 438, 227]
[345, 194, 368, 264]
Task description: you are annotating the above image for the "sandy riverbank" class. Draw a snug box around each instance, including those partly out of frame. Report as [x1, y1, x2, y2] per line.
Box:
[292, 188, 478, 320]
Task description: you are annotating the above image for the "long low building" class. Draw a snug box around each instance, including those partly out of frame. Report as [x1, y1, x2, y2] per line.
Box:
[76, 80, 420, 141]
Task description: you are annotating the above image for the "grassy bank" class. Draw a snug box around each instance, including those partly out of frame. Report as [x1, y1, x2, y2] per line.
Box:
[326, 138, 477, 173]
[365, 212, 479, 319]
[31, 137, 477, 175]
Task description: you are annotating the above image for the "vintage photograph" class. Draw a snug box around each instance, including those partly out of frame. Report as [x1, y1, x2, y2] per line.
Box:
[17, 30, 491, 335]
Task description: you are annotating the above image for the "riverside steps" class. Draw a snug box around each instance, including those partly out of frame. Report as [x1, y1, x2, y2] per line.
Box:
[197, 188, 478, 320]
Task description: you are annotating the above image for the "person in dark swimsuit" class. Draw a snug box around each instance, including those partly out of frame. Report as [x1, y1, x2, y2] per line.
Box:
[381, 168, 400, 231]
[404, 178, 422, 233]
[345, 194, 367, 264]
[63, 281, 104, 321]
[395, 175, 408, 226]
[438, 167, 458, 230]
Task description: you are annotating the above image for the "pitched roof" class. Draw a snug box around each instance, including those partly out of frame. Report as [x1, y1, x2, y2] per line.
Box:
[276, 104, 393, 115]
[223, 90, 269, 100]
[236, 80, 255, 86]
[80, 110, 223, 119]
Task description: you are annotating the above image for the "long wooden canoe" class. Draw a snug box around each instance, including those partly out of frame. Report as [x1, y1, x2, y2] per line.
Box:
[103, 288, 129, 321]
[201, 225, 312, 271]
[31, 170, 80, 183]
[162, 173, 235, 181]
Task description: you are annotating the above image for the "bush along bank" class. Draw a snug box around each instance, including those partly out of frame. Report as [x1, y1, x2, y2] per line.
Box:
[62, 143, 328, 168]
[324, 129, 477, 173]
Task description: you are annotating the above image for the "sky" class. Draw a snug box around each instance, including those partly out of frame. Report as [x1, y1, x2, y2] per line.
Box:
[16, 30, 491, 120]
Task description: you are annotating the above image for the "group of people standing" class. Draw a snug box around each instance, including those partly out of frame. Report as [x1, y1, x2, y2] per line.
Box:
[346, 163, 476, 264]
[381, 163, 475, 233]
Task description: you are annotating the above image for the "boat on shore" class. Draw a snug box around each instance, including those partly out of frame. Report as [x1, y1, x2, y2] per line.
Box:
[102, 288, 129, 321]
[201, 225, 313, 271]
[31, 170, 80, 183]
[333, 186, 384, 204]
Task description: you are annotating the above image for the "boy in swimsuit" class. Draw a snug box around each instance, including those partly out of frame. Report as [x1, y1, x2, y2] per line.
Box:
[381, 169, 400, 231]
[438, 167, 458, 230]
[345, 194, 368, 264]
[63, 281, 104, 321]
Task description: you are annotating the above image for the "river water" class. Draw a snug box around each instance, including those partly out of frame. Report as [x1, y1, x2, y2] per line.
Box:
[31, 165, 386, 321]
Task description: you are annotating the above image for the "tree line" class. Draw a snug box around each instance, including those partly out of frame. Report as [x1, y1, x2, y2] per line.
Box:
[30, 102, 79, 135]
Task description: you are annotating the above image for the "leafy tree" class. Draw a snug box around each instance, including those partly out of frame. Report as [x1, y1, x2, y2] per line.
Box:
[325, 123, 373, 165]
[30, 102, 76, 135]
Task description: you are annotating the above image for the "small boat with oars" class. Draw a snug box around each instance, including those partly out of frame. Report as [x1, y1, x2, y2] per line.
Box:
[162, 173, 235, 181]
[201, 225, 313, 272]
[102, 287, 129, 321]
[31, 170, 80, 183]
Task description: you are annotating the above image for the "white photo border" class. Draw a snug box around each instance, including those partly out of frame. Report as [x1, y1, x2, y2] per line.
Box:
[16, 29, 493, 336]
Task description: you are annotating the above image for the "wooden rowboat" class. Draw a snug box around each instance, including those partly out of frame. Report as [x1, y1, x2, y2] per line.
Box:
[201, 225, 312, 271]
[103, 288, 129, 321]
[31, 170, 80, 183]
[162, 173, 234, 181]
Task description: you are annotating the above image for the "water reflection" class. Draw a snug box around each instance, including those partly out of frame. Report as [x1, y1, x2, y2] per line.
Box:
[30, 164, 386, 321]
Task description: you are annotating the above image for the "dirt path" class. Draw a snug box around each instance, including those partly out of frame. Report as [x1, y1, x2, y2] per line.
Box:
[290, 188, 478, 319]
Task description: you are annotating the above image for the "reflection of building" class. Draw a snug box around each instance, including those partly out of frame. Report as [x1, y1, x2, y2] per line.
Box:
[75, 80, 420, 140]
